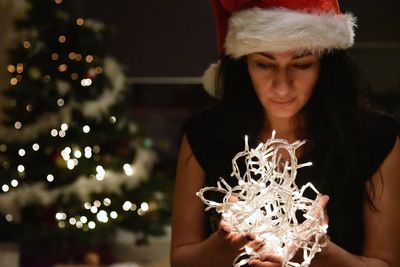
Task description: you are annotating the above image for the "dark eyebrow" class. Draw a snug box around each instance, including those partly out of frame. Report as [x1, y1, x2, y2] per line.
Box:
[259, 52, 313, 60]
[260, 52, 276, 60]
[292, 52, 312, 59]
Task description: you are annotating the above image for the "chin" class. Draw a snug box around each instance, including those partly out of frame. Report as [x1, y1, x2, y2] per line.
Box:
[265, 107, 300, 120]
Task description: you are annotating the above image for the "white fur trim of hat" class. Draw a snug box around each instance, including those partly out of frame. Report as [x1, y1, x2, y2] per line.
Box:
[225, 8, 356, 58]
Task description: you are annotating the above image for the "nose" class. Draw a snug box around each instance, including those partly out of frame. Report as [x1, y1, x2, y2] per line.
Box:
[272, 69, 293, 96]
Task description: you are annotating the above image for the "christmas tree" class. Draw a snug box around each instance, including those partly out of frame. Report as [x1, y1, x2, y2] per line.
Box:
[0, 0, 172, 265]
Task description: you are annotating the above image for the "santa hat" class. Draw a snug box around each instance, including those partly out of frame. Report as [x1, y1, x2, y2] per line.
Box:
[203, 0, 357, 97]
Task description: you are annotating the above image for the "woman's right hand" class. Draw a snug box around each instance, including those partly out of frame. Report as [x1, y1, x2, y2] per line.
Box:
[212, 218, 266, 265]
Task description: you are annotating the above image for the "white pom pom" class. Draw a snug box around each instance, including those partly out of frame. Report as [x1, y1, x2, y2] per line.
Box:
[201, 61, 221, 98]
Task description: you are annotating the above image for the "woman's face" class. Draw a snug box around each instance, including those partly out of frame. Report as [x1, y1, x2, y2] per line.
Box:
[247, 51, 320, 121]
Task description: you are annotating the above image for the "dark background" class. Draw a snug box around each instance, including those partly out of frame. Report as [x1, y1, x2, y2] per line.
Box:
[75, 0, 400, 162]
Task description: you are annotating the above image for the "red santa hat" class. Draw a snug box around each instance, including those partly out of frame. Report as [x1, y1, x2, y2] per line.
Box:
[203, 0, 357, 97]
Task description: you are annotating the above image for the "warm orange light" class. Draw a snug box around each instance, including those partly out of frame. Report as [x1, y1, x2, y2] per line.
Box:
[85, 55, 94, 63]
[76, 18, 85, 26]
[52, 53, 59, 60]
[58, 35, 66, 43]
[23, 41, 31, 49]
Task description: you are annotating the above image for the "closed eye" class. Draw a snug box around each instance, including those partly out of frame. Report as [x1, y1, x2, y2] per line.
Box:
[256, 62, 275, 69]
[293, 63, 313, 70]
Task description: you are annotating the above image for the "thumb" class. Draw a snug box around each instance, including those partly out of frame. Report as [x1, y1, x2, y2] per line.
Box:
[317, 195, 330, 225]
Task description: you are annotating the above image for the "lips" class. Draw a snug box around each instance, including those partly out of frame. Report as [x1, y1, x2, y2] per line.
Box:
[270, 98, 295, 105]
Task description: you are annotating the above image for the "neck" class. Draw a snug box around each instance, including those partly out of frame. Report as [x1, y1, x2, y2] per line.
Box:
[261, 114, 304, 142]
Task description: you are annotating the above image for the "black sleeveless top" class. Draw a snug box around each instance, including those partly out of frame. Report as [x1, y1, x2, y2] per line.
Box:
[183, 106, 399, 255]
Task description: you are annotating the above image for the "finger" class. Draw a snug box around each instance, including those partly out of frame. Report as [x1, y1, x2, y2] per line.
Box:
[228, 194, 239, 203]
[230, 233, 255, 250]
[260, 252, 282, 263]
[218, 221, 232, 239]
[317, 195, 330, 209]
[248, 259, 281, 267]
[317, 195, 330, 224]
[246, 238, 265, 253]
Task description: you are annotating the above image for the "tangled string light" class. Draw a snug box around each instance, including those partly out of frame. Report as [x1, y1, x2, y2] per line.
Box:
[197, 131, 328, 267]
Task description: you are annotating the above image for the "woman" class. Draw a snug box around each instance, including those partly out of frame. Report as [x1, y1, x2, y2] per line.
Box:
[170, 1, 400, 266]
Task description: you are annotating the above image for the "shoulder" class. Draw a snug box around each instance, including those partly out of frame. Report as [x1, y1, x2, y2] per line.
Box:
[183, 105, 221, 134]
[364, 111, 399, 148]
[181, 105, 224, 170]
[363, 111, 399, 178]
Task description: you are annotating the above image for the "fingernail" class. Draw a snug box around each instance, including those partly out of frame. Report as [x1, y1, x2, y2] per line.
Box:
[246, 235, 255, 241]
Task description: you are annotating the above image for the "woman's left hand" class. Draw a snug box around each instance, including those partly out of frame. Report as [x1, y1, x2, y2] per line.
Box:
[248, 253, 282, 267]
[248, 195, 331, 267]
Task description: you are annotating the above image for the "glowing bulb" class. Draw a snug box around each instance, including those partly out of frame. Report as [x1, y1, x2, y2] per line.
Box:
[92, 200, 100, 208]
[141, 202, 149, 212]
[80, 78, 92, 87]
[90, 206, 98, 213]
[55, 212, 64, 220]
[5, 214, 13, 222]
[73, 150, 82, 158]
[23, 41, 31, 49]
[2, 184, 9, 192]
[58, 130, 66, 138]
[58, 64, 68, 72]
[76, 18, 84, 26]
[61, 123, 68, 131]
[11, 179, 18, 187]
[17, 165, 25, 172]
[103, 198, 111, 206]
[96, 166, 105, 181]
[130, 203, 137, 211]
[95, 66, 103, 74]
[58, 35, 66, 43]
[26, 104, 33, 112]
[110, 211, 118, 219]
[69, 217, 76, 225]
[67, 159, 75, 169]
[58, 221, 66, 228]
[51, 53, 59, 60]
[14, 121, 22, 129]
[10, 78, 18, 85]
[123, 201, 132, 211]
[7, 65, 16, 73]
[32, 143, 40, 151]
[97, 210, 108, 223]
[88, 221, 96, 229]
[57, 99, 64, 107]
[85, 55, 94, 63]
[51, 129, 58, 137]
[84, 202, 91, 209]
[18, 149, 26, 156]
[83, 125, 90, 133]
[47, 174, 54, 182]
[64, 147, 72, 154]
[123, 164, 134, 176]
[109, 116, 117, 124]
[80, 216, 88, 224]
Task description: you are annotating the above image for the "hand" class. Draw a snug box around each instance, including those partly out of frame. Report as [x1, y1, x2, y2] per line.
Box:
[217, 218, 266, 256]
[215, 194, 266, 260]
[316, 195, 329, 226]
[248, 253, 282, 267]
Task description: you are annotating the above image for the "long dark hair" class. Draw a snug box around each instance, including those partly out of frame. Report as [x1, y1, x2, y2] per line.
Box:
[215, 49, 374, 254]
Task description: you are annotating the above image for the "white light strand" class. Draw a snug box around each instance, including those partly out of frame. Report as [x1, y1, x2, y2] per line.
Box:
[197, 133, 328, 267]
